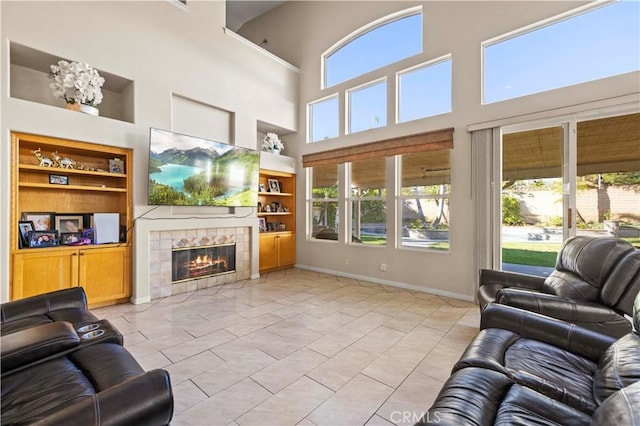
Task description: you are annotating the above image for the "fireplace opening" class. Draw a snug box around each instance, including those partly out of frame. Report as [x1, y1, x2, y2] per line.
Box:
[172, 243, 236, 283]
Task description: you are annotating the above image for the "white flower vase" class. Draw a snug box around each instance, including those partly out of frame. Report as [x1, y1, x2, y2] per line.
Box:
[271, 148, 281, 155]
[79, 104, 99, 116]
[66, 103, 99, 116]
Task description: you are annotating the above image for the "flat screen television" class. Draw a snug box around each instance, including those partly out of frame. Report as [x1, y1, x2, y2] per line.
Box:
[148, 128, 259, 207]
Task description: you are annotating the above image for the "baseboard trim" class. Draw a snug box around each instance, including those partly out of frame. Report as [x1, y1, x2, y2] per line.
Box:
[294, 263, 475, 302]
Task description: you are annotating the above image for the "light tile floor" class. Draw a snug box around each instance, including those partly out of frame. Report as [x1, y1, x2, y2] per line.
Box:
[94, 268, 480, 426]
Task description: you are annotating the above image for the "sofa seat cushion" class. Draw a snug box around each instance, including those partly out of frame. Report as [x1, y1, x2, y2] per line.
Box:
[416, 368, 592, 425]
[47, 308, 98, 325]
[593, 333, 640, 404]
[0, 315, 52, 336]
[455, 328, 598, 414]
[1, 357, 95, 425]
[494, 384, 592, 425]
[1, 343, 145, 425]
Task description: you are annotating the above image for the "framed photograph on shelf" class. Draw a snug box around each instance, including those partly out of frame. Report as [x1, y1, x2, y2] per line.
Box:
[28, 230, 59, 248]
[49, 174, 69, 185]
[109, 158, 124, 174]
[21, 212, 53, 231]
[18, 221, 34, 248]
[258, 217, 266, 232]
[60, 232, 83, 245]
[259, 183, 266, 193]
[268, 179, 280, 193]
[55, 215, 84, 233]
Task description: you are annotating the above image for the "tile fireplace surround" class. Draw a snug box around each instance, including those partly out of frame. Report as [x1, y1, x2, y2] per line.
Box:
[149, 227, 251, 299]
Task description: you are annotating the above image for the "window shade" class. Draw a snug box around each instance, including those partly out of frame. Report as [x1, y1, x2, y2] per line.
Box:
[302, 127, 453, 168]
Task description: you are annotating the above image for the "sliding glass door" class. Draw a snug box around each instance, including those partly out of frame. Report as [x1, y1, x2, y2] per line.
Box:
[499, 112, 639, 276]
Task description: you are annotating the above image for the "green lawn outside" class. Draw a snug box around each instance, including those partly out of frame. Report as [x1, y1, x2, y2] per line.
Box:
[502, 237, 640, 267]
[502, 242, 561, 267]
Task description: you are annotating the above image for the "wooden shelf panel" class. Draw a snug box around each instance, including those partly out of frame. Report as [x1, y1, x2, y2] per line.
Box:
[19, 164, 127, 178]
[19, 182, 127, 192]
[258, 212, 293, 217]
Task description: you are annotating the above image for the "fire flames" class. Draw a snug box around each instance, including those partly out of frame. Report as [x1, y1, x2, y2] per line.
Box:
[190, 255, 227, 271]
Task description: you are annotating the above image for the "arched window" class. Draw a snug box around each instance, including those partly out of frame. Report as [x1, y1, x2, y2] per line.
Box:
[323, 8, 422, 88]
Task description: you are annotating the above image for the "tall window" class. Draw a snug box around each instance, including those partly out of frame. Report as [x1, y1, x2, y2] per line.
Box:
[397, 57, 452, 123]
[323, 9, 422, 88]
[310, 164, 339, 241]
[347, 79, 387, 134]
[309, 95, 339, 142]
[483, 1, 640, 104]
[349, 157, 387, 245]
[398, 150, 450, 251]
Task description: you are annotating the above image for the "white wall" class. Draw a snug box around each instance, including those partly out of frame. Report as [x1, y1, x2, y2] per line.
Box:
[0, 1, 298, 302]
[239, 1, 640, 299]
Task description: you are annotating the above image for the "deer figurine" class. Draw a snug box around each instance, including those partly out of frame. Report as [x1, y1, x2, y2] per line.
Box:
[32, 148, 54, 167]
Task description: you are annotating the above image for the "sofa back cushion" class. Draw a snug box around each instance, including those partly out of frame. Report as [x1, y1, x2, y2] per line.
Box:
[542, 236, 634, 300]
[591, 381, 640, 426]
[592, 333, 640, 404]
[600, 251, 640, 315]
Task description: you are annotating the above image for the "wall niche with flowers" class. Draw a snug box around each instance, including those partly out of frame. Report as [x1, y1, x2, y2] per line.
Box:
[9, 42, 135, 123]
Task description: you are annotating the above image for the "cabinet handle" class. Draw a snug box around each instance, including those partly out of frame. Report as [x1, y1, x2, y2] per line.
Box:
[72, 252, 78, 256]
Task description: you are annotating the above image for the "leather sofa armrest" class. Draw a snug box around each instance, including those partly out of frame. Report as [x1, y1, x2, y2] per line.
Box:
[477, 269, 546, 307]
[480, 303, 616, 362]
[1, 287, 88, 324]
[1, 322, 80, 374]
[480, 269, 546, 290]
[31, 369, 174, 426]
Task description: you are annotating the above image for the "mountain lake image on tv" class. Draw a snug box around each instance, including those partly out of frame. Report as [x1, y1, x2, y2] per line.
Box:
[148, 128, 259, 207]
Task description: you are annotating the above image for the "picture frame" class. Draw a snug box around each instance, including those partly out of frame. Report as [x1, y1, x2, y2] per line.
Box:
[258, 217, 266, 232]
[55, 215, 84, 233]
[60, 232, 83, 245]
[268, 179, 280, 193]
[109, 158, 124, 174]
[49, 174, 69, 185]
[18, 221, 34, 248]
[28, 230, 59, 248]
[21, 212, 53, 231]
[259, 183, 266, 193]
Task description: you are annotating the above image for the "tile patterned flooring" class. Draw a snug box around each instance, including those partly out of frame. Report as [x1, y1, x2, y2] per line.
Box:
[94, 268, 480, 426]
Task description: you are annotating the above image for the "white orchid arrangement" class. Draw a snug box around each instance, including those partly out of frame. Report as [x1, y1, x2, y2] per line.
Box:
[49, 60, 105, 106]
[261, 132, 284, 152]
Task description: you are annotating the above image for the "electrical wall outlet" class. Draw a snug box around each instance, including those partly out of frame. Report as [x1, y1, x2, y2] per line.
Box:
[380, 263, 387, 271]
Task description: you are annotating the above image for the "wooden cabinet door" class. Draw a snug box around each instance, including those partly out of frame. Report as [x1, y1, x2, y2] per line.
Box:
[277, 232, 296, 267]
[12, 250, 77, 299]
[259, 234, 278, 271]
[78, 247, 130, 305]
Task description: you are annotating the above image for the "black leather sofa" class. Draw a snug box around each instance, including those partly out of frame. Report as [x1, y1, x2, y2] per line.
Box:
[1, 288, 174, 425]
[478, 236, 639, 338]
[415, 293, 640, 425]
[1, 287, 98, 335]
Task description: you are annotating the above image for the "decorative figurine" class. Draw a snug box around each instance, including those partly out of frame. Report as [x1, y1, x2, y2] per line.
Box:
[52, 151, 76, 169]
[32, 148, 54, 167]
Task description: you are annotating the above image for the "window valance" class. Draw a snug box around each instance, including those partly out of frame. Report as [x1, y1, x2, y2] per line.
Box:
[302, 127, 453, 168]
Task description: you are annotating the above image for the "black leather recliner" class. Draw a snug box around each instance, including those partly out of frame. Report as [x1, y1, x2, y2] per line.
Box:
[1, 287, 97, 335]
[478, 236, 639, 338]
[1, 288, 174, 425]
[415, 293, 640, 425]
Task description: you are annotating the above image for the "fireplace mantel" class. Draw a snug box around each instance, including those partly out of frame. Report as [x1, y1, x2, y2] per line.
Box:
[132, 215, 259, 304]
